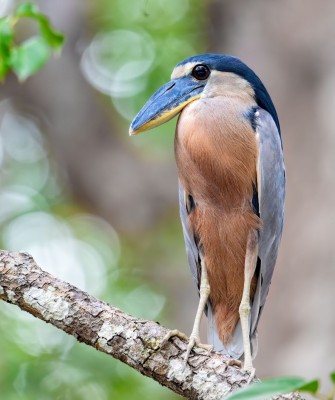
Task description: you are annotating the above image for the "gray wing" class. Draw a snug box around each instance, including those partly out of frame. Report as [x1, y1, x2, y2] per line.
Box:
[178, 185, 201, 291]
[220, 108, 285, 359]
[249, 108, 285, 339]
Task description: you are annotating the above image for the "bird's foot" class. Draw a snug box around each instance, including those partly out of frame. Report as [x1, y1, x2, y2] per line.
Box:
[161, 329, 189, 347]
[161, 329, 213, 368]
[244, 365, 256, 384]
[226, 359, 255, 383]
[185, 334, 213, 360]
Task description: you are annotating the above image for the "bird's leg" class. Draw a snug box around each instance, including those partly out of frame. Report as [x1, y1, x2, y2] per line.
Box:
[184, 257, 213, 362]
[161, 257, 213, 365]
[239, 229, 258, 378]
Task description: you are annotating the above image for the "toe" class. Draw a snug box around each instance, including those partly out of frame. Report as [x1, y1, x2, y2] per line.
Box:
[161, 329, 188, 347]
[227, 359, 242, 368]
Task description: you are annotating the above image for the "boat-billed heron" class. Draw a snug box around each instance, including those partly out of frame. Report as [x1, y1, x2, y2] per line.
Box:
[129, 54, 285, 373]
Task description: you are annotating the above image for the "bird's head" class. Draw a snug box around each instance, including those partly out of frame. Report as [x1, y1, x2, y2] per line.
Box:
[129, 54, 279, 135]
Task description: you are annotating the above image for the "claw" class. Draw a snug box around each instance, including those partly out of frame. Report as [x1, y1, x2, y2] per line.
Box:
[226, 359, 242, 368]
[160, 329, 213, 369]
[245, 366, 256, 383]
[184, 335, 213, 367]
[161, 329, 188, 347]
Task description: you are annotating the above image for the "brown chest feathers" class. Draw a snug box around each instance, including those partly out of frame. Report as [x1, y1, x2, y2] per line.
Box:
[175, 96, 260, 345]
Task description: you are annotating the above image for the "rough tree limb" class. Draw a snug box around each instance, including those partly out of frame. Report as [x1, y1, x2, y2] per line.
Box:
[0, 250, 303, 400]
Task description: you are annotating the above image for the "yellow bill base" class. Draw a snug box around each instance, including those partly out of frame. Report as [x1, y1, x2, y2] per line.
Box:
[129, 94, 201, 136]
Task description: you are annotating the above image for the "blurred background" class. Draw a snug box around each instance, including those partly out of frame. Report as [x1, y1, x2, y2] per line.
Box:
[1, 0, 335, 398]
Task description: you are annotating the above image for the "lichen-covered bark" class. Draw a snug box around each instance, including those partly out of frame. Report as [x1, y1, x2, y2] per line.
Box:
[0, 250, 303, 400]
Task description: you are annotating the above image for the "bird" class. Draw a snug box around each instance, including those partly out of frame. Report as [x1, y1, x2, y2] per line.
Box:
[129, 54, 285, 373]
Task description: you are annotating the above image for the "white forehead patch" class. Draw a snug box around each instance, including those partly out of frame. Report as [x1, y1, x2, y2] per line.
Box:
[171, 62, 198, 80]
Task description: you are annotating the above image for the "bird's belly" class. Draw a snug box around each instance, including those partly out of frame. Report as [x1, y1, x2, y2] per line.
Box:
[190, 204, 259, 343]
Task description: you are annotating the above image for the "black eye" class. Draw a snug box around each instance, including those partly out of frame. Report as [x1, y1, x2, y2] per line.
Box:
[192, 64, 210, 80]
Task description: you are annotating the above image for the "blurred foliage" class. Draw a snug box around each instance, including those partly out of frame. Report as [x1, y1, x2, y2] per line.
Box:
[226, 377, 317, 400]
[0, 101, 172, 399]
[0, 0, 206, 399]
[0, 2, 64, 81]
[82, 0, 206, 156]
[226, 372, 335, 400]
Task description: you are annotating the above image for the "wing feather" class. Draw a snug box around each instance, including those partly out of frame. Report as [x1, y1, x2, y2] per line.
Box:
[250, 108, 285, 337]
[178, 184, 201, 291]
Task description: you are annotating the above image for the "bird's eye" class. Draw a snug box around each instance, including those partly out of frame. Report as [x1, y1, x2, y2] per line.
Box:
[192, 64, 210, 80]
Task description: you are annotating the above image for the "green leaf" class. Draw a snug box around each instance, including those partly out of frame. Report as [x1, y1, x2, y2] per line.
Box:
[330, 371, 335, 384]
[10, 36, 50, 81]
[14, 2, 40, 17]
[38, 16, 64, 49]
[0, 18, 14, 51]
[297, 379, 319, 394]
[14, 2, 64, 49]
[0, 17, 13, 40]
[0, 17, 14, 80]
[0, 2, 64, 81]
[226, 377, 309, 400]
[0, 57, 9, 81]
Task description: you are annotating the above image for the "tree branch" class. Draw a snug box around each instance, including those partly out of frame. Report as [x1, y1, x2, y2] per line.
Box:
[0, 250, 303, 400]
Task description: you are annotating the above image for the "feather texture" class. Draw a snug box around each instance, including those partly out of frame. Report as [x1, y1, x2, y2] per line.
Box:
[176, 98, 284, 358]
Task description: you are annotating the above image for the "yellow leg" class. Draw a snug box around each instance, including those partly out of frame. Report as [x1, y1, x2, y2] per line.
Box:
[239, 229, 258, 376]
[161, 258, 213, 365]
